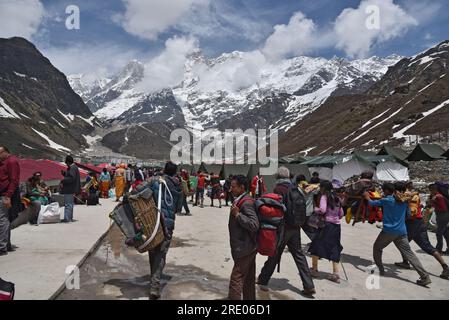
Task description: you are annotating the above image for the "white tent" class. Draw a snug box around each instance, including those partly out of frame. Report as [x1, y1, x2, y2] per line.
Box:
[308, 167, 333, 181]
[375, 161, 410, 181]
[333, 159, 375, 183]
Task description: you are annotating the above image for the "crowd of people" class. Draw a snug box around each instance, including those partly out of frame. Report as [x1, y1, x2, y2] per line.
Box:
[2, 146, 449, 301]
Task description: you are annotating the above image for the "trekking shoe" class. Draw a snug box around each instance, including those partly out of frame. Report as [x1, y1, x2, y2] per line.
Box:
[440, 268, 449, 280]
[0, 251, 7, 256]
[310, 268, 319, 278]
[394, 261, 411, 270]
[256, 280, 269, 292]
[327, 273, 340, 284]
[416, 276, 432, 287]
[301, 288, 316, 297]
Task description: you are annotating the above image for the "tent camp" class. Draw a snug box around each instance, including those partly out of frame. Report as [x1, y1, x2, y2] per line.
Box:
[19, 159, 89, 187]
[75, 162, 102, 174]
[406, 144, 446, 161]
[222, 164, 251, 178]
[352, 150, 377, 157]
[198, 163, 224, 177]
[280, 155, 308, 164]
[377, 146, 409, 161]
[247, 163, 311, 192]
[302, 154, 409, 182]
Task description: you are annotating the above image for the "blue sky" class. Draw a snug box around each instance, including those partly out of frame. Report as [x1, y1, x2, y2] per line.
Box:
[1, 0, 448, 75]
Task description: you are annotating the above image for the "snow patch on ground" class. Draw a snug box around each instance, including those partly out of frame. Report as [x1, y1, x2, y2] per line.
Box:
[57, 109, 75, 122]
[0, 96, 20, 119]
[21, 143, 35, 150]
[352, 108, 404, 143]
[393, 98, 449, 140]
[77, 115, 95, 127]
[31, 128, 71, 152]
[52, 117, 66, 128]
[14, 71, 26, 78]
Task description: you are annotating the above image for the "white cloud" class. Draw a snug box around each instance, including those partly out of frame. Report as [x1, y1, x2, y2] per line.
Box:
[115, 0, 209, 41]
[192, 50, 267, 92]
[402, 0, 441, 25]
[41, 44, 141, 77]
[137, 36, 199, 93]
[262, 12, 321, 61]
[0, 0, 45, 39]
[334, 0, 418, 58]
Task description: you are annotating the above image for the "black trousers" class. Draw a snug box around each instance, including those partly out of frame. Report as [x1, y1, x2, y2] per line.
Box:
[436, 213, 449, 252]
[148, 239, 171, 295]
[258, 227, 315, 290]
[182, 196, 190, 214]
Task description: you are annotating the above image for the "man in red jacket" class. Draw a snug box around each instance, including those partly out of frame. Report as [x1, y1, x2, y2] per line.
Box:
[0, 146, 20, 256]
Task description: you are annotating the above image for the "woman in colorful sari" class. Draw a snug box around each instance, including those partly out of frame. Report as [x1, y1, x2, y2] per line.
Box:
[99, 168, 111, 199]
[114, 163, 126, 202]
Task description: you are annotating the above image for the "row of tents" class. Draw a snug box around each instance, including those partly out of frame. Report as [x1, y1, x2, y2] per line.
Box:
[178, 144, 447, 190]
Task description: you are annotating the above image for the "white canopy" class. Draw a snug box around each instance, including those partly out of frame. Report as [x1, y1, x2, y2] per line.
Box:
[375, 161, 409, 182]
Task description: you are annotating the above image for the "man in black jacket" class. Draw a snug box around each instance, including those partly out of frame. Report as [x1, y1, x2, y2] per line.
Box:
[257, 167, 316, 297]
[61, 155, 81, 223]
[228, 175, 259, 300]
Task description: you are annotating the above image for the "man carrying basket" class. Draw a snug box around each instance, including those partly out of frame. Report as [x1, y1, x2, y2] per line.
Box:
[146, 161, 182, 300]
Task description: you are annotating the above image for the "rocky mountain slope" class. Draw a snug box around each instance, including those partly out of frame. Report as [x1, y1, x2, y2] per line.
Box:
[0, 37, 100, 159]
[279, 40, 449, 157]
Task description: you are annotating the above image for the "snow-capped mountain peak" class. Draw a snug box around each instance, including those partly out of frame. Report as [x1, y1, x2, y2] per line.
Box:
[69, 52, 401, 131]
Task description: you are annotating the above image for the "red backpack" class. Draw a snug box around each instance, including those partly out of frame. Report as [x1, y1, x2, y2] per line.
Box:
[254, 194, 286, 256]
[237, 193, 286, 257]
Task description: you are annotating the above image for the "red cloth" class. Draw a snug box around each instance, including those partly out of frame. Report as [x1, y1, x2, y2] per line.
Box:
[197, 175, 206, 189]
[251, 176, 267, 196]
[432, 193, 449, 214]
[0, 155, 20, 198]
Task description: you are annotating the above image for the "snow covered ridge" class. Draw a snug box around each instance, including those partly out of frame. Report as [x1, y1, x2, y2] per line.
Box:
[68, 53, 401, 131]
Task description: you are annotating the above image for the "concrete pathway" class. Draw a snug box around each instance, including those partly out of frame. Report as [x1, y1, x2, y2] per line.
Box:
[0, 199, 117, 300]
[57, 203, 449, 300]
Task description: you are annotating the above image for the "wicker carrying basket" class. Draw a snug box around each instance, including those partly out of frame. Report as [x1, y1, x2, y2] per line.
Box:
[128, 196, 165, 253]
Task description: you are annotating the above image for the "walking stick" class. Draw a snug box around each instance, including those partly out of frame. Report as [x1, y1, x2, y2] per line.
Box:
[340, 257, 349, 281]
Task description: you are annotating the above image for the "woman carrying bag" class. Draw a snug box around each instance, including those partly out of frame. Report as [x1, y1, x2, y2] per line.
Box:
[308, 180, 344, 283]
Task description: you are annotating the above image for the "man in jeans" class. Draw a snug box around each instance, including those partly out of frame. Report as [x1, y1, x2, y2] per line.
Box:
[61, 155, 81, 223]
[257, 167, 316, 297]
[428, 184, 449, 254]
[227, 175, 259, 300]
[0, 146, 20, 256]
[364, 182, 431, 287]
[147, 162, 182, 300]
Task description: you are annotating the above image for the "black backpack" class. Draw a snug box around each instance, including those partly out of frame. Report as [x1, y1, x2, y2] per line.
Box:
[285, 186, 307, 227]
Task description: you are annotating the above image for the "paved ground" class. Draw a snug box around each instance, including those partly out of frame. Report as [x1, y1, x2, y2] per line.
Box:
[0, 198, 117, 300]
[57, 202, 449, 300]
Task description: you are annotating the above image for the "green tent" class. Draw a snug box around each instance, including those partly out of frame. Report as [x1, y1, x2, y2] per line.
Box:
[377, 146, 409, 161]
[406, 144, 446, 161]
[352, 150, 378, 158]
[283, 164, 311, 181]
[199, 163, 224, 178]
[222, 164, 251, 178]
